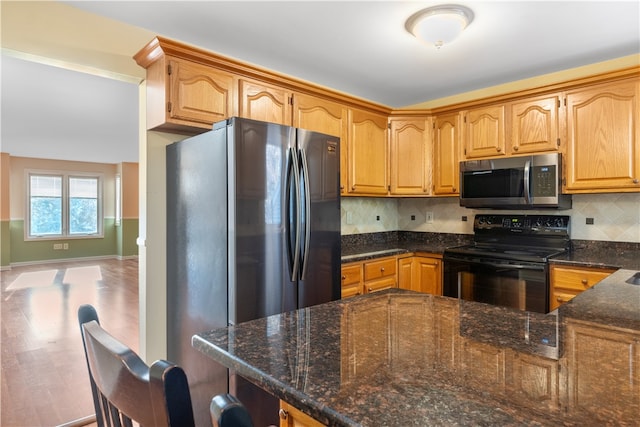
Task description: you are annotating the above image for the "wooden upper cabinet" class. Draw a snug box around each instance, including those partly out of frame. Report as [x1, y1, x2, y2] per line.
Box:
[238, 79, 292, 126]
[347, 109, 389, 195]
[462, 105, 506, 159]
[565, 78, 640, 192]
[509, 94, 561, 155]
[389, 118, 431, 195]
[433, 113, 461, 195]
[141, 55, 236, 134]
[292, 93, 348, 194]
[168, 58, 234, 130]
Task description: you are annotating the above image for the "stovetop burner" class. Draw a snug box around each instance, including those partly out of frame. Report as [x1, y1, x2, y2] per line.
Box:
[445, 244, 567, 263]
[444, 214, 571, 263]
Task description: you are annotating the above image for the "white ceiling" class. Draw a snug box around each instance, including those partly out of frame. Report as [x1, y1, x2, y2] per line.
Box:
[1, 1, 639, 164]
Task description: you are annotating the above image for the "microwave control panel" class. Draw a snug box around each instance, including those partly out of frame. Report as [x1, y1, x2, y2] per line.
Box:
[531, 165, 557, 197]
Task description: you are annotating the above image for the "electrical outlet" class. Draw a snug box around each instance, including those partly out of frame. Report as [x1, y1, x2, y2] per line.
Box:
[411, 215, 416, 221]
[53, 243, 63, 250]
[63, 243, 69, 250]
[426, 211, 434, 224]
[346, 212, 353, 225]
[586, 217, 595, 225]
[376, 215, 380, 221]
[462, 216, 468, 222]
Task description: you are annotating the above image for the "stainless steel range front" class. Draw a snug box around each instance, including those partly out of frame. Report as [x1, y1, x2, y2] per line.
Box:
[443, 214, 570, 313]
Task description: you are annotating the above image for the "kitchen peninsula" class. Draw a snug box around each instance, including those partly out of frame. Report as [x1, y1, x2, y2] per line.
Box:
[193, 269, 640, 426]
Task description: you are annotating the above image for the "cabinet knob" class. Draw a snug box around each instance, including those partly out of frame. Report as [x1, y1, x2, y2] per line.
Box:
[581, 279, 588, 286]
[452, 187, 456, 192]
[513, 146, 519, 151]
[633, 178, 639, 184]
[279, 409, 288, 420]
[496, 147, 502, 152]
[556, 296, 569, 303]
[368, 287, 373, 292]
[380, 267, 385, 272]
[341, 275, 346, 280]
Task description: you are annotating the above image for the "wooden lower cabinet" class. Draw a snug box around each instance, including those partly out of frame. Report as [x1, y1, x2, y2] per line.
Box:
[398, 255, 443, 295]
[340, 263, 362, 298]
[279, 401, 325, 427]
[549, 265, 615, 311]
[563, 320, 640, 421]
[341, 256, 398, 298]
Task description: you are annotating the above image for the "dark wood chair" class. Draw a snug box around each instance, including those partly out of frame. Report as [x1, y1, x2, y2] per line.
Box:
[210, 393, 254, 427]
[78, 304, 253, 427]
[78, 304, 195, 426]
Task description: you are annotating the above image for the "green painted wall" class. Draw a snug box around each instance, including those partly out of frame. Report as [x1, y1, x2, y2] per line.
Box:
[1, 220, 10, 268]
[118, 218, 139, 257]
[7, 218, 138, 264]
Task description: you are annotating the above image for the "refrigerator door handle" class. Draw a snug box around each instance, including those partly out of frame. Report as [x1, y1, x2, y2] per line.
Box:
[299, 147, 311, 280]
[288, 147, 302, 281]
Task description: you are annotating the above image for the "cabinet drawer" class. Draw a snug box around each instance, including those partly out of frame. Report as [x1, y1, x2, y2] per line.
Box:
[341, 264, 362, 286]
[363, 258, 396, 281]
[551, 266, 615, 292]
[549, 289, 580, 311]
[341, 283, 362, 299]
[365, 276, 396, 293]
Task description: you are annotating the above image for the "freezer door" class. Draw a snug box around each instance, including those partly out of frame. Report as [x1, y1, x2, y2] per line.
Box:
[228, 118, 298, 324]
[296, 128, 341, 308]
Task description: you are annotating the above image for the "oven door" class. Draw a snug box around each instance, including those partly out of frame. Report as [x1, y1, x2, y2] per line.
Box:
[443, 255, 549, 313]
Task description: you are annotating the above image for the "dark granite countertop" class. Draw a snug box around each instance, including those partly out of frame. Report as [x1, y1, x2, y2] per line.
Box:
[559, 268, 640, 330]
[550, 240, 640, 270]
[341, 232, 639, 271]
[193, 271, 640, 426]
[341, 232, 472, 263]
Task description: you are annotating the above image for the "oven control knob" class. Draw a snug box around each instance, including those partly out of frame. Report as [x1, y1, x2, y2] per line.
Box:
[554, 218, 564, 227]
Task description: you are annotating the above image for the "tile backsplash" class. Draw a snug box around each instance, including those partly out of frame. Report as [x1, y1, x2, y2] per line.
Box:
[341, 193, 640, 243]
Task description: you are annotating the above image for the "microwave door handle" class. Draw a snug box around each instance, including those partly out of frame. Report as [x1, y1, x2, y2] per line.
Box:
[524, 159, 531, 205]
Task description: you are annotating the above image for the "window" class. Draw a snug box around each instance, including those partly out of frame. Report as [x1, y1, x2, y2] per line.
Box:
[27, 171, 103, 239]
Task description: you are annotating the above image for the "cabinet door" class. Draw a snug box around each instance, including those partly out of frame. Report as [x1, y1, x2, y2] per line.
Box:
[565, 321, 640, 421]
[347, 109, 389, 195]
[433, 113, 461, 195]
[414, 256, 442, 296]
[463, 105, 506, 159]
[168, 59, 234, 126]
[238, 79, 292, 126]
[510, 94, 561, 154]
[565, 79, 640, 192]
[397, 257, 413, 290]
[279, 400, 324, 427]
[389, 118, 431, 195]
[293, 94, 348, 194]
[341, 263, 362, 299]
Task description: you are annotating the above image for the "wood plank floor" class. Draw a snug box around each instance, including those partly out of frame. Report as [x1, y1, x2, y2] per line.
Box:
[1, 258, 139, 427]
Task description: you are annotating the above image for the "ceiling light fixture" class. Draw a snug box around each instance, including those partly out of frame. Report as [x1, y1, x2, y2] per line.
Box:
[405, 4, 474, 49]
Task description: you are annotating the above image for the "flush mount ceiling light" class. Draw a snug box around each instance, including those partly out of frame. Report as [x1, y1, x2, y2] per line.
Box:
[405, 4, 474, 49]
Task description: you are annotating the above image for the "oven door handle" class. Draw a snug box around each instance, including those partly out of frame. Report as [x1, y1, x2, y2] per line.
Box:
[445, 257, 545, 271]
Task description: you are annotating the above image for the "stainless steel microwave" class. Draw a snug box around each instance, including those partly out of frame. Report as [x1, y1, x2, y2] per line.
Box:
[459, 153, 571, 209]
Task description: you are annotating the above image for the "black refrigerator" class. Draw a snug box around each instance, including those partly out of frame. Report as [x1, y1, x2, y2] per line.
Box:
[166, 117, 341, 426]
